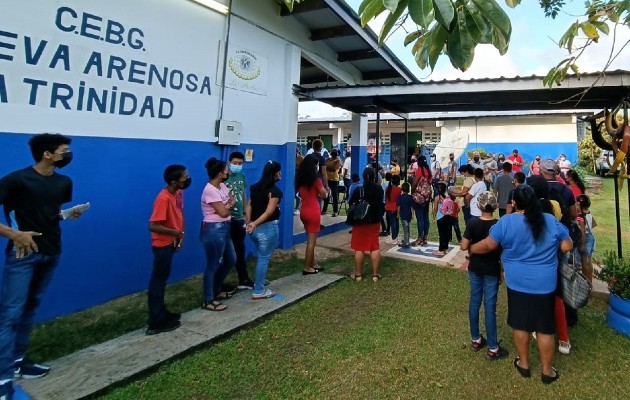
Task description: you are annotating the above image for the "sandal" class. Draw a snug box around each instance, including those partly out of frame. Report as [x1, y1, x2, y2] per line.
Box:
[201, 301, 227, 312]
[372, 274, 382, 282]
[541, 367, 559, 384]
[349, 273, 362, 281]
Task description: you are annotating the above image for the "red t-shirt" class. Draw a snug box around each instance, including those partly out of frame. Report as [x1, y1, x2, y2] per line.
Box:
[451, 201, 460, 218]
[414, 166, 431, 179]
[150, 188, 184, 247]
[385, 186, 402, 212]
[507, 154, 524, 173]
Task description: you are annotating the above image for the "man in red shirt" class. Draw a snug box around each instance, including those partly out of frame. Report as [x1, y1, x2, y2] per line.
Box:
[147, 165, 191, 335]
[507, 149, 524, 173]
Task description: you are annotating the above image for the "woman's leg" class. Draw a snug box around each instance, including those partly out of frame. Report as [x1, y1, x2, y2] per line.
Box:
[482, 275, 500, 349]
[201, 225, 221, 304]
[437, 218, 449, 251]
[304, 233, 318, 272]
[422, 205, 430, 239]
[370, 250, 381, 277]
[513, 329, 530, 368]
[214, 224, 236, 298]
[468, 271, 483, 342]
[251, 222, 279, 294]
[536, 333, 556, 376]
[354, 251, 365, 277]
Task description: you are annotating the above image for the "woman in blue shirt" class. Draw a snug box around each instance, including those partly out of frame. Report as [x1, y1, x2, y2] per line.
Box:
[471, 185, 572, 385]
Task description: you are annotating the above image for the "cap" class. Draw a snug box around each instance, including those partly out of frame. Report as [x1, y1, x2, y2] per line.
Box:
[540, 159, 558, 174]
[477, 191, 498, 211]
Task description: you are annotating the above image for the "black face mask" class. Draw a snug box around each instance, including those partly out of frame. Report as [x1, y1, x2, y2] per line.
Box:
[535, 158, 540, 161]
[54, 152, 73, 168]
[473, 157, 480, 162]
[180, 177, 192, 190]
[499, 158, 505, 162]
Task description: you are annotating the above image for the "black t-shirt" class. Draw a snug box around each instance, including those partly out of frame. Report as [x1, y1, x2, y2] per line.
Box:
[464, 217, 501, 276]
[249, 182, 283, 224]
[0, 167, 72, 255]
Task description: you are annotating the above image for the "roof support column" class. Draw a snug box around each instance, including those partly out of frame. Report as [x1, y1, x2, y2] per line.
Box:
[351, 112, 368, 179]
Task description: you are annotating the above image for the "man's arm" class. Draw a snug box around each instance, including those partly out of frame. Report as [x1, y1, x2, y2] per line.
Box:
[0, 224, 41, 259]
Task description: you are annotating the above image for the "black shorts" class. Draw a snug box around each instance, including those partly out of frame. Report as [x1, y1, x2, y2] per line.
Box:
[507, 288, 556, 334]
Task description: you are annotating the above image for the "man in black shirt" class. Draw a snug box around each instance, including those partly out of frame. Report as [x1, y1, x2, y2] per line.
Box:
[0, 133, 84, 397]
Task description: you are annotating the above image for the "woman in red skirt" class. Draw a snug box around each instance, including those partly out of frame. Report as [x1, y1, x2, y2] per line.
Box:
[296, 154, 329, 274]
[348, 167, 385, 282]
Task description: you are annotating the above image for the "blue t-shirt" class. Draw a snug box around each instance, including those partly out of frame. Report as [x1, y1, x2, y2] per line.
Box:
[397, 193, 414, 221]
[489, 212, 569, 294]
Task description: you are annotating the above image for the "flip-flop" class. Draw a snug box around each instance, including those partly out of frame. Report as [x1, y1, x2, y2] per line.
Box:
[202, 301, 227, 311]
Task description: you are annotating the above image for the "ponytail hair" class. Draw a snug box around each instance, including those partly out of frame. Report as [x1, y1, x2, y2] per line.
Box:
[513, 185, 546, 242]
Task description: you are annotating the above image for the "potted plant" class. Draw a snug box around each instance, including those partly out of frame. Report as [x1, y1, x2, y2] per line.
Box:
[595, 252, 630, 337]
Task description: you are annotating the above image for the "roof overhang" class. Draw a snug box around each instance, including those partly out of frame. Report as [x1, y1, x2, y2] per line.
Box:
[296, 70, 630, 114]
[280, 0, 417, 86]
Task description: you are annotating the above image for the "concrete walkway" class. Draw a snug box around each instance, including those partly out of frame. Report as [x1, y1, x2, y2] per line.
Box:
[20, 273, 343, 400]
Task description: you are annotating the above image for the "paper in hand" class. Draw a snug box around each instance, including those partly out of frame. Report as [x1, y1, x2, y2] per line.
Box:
[60, 202, 91, 220]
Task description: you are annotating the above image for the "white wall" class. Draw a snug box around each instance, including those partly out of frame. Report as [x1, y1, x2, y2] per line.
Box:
[0, 0, 225, 141]
[443, 115, 577, 144]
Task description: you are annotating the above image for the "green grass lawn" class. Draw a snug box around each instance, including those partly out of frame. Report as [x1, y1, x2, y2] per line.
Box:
[96, 257, 630, 400]
[588, 176, 630, 260]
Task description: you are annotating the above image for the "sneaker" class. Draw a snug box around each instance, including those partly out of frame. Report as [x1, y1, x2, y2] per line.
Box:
[237, 279, 255, 290]
[252, 289, 275, 300]
[220, 284, 237, 295]
[14, 359, 50, 379]
[486, 346, 509, 360]
[0, 380, 14, 400]
[385, 238, 398, 244]
[470, 336, 487, 352]
[146, 319, 181, 335]
[558, 341, 571, 354]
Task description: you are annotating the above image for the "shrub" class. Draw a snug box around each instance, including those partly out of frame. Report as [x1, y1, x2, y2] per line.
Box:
[595, 252, 630, 300]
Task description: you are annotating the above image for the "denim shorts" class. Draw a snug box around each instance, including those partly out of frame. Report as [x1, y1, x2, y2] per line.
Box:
[582, 232, 595, 256]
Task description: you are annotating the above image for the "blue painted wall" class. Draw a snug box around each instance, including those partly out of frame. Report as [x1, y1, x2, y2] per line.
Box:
[0, 132, 296, 321]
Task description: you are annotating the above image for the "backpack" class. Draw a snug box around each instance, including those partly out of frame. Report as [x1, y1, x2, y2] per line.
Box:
[548, 183, 581, 244]
[412, 176, 432, 206]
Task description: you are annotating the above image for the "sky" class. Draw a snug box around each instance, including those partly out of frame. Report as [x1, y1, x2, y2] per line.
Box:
[299, 0, 630, 117]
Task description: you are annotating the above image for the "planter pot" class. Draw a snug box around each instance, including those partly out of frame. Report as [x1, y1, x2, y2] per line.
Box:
[607, 293, 630, 337]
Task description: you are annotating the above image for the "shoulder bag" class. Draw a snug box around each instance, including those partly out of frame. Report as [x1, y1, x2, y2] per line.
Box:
[346, 187, 370, 225]
[560, 251, 592, 309]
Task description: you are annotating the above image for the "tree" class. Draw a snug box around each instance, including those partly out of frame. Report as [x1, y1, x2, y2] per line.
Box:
[282, 0, 629, 87]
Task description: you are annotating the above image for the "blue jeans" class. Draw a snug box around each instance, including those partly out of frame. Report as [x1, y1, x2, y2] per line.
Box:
[468, 271, 500, 349]
[386, 211, 399, 239]
[0, 251, 59, 380]
[148, 245, 176, 325]
[412, 203, 430, 238]
[401, 220, 411, 245]
[250, 220, 279, 294]
[200, 221, 236, 303]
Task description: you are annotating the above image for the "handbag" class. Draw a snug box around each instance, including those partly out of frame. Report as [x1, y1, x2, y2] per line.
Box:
[346, 187, 370, 225]
[560, 251, 592, 309]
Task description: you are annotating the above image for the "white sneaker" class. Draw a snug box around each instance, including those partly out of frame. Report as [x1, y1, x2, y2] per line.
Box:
[558, 341, 571, 354]
[252, 289, 275, 300]
[385, 237, 398, 245]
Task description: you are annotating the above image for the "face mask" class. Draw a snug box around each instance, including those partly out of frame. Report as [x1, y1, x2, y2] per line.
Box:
[229, 164, 243, 173]
[536, 158, 540, 161]
[560, 157, 566, 161]
[473, 157, 479, 162]
[180, 177, 192, 190]
[499, 158, 504, 162]
[54, 152, 73, 168]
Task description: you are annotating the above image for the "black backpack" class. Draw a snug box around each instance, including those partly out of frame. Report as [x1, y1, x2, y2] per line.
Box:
[548, 182, 581, 244]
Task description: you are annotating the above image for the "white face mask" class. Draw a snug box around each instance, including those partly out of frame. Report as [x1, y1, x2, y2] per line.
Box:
[560, 157, 566, 161]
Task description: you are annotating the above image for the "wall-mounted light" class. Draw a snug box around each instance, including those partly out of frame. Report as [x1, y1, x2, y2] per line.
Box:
[188, 0, 229, 14]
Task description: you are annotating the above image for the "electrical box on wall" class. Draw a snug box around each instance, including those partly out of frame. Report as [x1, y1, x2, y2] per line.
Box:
[216, 119, 242, 145]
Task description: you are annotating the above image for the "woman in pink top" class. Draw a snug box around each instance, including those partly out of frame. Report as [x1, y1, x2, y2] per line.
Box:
[200, 158, 236, 311]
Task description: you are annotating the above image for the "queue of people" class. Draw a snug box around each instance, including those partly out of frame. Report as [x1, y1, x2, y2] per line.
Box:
[0, 134, 597, 397]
